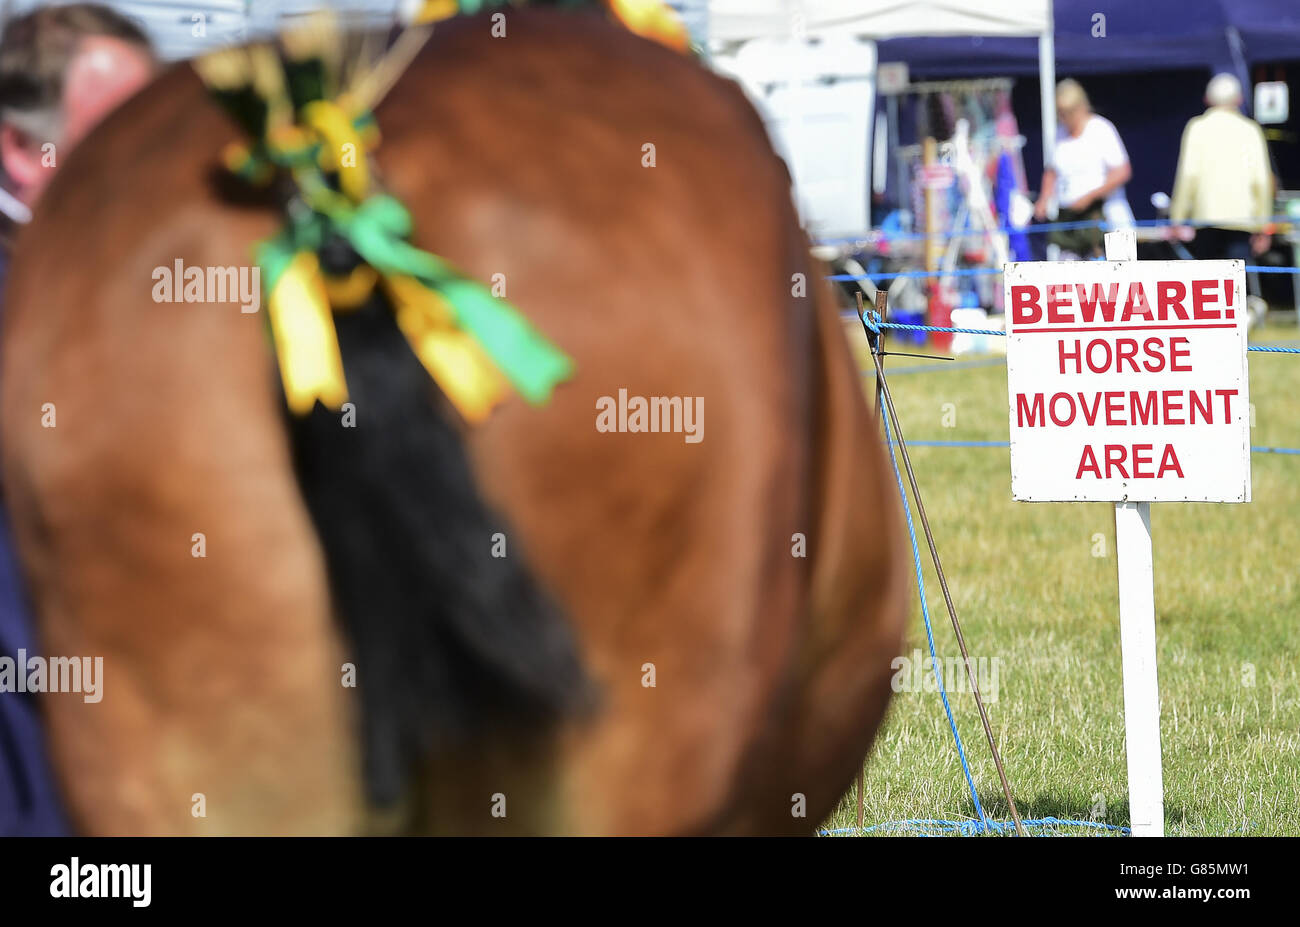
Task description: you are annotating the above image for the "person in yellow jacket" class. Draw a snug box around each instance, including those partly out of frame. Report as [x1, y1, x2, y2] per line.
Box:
[1170, 73, 1275, 261]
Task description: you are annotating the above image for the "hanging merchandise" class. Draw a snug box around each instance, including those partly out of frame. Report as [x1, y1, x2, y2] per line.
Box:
[891, 77, 1026, 332]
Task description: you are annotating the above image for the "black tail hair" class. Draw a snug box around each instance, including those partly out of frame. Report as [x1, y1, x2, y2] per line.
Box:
[285, 240, 593, 806]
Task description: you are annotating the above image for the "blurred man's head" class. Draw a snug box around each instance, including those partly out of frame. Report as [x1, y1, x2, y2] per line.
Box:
[1205, 73, 1243, 110]
[1055, 78, 1091, 135]
[0, 4, 156, 208]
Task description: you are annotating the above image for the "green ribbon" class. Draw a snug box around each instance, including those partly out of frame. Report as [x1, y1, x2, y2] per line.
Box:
[256, 194, 573, 406]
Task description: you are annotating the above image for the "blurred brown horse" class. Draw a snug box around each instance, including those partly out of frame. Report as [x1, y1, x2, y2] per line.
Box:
[0, 9, 906, 835]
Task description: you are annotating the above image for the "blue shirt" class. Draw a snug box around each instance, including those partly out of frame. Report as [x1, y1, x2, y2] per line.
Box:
[0, 245, 69, 835]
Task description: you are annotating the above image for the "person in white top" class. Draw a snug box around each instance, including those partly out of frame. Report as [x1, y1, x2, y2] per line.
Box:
[1170, 73, 1273, 261]
[1034, 79, 1134, 257]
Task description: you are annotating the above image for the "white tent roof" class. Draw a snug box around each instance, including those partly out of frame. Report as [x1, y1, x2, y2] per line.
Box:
[708, 0, 1051, 42]
[2, 2, 405, 60]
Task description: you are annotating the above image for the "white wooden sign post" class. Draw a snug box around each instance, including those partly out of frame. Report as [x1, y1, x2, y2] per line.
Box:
[1004, 230, 1251, 836]
[1108, 232, 1163, 838]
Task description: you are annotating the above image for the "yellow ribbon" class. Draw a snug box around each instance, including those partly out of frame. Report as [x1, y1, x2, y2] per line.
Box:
[300, 100, 371, 203]
[414, 0, 690, 52]
[606, 0, 690, 52]
[268, 259, 513, 422]
[229, 40, 573, 422]
[323, 263, 380, 310]
[259, 95, 514, 422]
[266, 251, 350, 414]
[384, 275, 511, 423]
[414, 0, 460, 23]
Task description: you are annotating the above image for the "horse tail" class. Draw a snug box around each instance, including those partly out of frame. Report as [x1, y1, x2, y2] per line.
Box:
[285, 243, 594, 808]
[189, 16, 598, 810]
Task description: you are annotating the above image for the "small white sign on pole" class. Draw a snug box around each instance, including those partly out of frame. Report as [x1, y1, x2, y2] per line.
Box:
[1255, 80, 1289, 125]
[877, 61, 909, 95]
[1004, 232, 1252, 837]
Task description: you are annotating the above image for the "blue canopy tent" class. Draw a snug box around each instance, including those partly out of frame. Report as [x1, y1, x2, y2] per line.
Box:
[708, 1, 1058, 235]
[875, 1, 1300, 218]
[876, 0, 1300, 81]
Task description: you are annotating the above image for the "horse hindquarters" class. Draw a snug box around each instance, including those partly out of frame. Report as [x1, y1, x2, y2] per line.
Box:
[371, 13, 907, 833]
[2, 10, 908, 835]
[766, 275, 910, 831]
[0, 66, 367, 835]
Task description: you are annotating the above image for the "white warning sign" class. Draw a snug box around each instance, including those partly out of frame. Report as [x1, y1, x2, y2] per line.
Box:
[1005, 260, 1250, 503]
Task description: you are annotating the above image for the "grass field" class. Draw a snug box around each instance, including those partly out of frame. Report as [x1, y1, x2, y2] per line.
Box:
[822, 322, 1300, 836]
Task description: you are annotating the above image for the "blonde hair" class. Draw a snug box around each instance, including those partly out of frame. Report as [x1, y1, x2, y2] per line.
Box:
[1056, 78, 1090, 113]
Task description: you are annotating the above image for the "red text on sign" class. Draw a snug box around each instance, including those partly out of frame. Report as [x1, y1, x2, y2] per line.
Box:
[1074, 444, 1184, 480]
[1057, 337, 1191, 374]
[1011, 279, 1235, 326]
[1015, 389, 1238, 427]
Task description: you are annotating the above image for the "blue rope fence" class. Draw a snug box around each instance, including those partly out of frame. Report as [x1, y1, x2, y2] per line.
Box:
[831, 264, 1300, 282]
[1246, 344, 1300, 354]
[844, 319, 1300, 355]
[861, 323, 1300, 455]
[828, 312, 1295, 838]
[875, 390, 991, 833]
[822, 817, 1128, 837]
[885, 357, 1009, 376]
[896, 439, 1300, 456]
[836, 334, 1132, 838]
[815, 214, 1297, 247]
[835, 267, 1002, 281]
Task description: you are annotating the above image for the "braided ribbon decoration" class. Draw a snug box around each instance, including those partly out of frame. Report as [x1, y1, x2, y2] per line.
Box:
[414, 0, 692, 53]
[201, 25, 582, 421]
